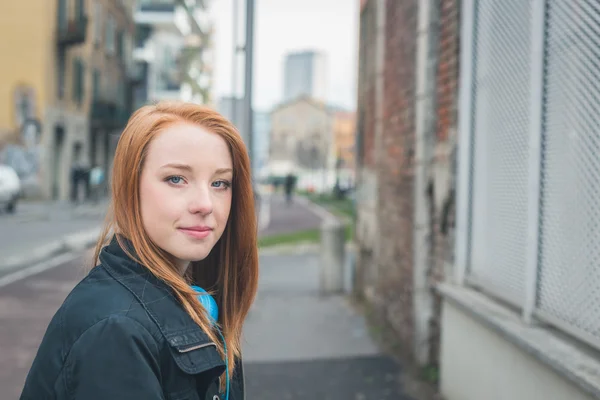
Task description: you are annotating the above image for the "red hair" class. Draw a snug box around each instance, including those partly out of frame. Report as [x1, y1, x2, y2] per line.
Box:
[93, 101, 259, 387]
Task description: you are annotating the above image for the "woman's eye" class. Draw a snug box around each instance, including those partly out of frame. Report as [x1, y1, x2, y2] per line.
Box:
[166, 176, 184, 185]
[212, 180, 231, 189]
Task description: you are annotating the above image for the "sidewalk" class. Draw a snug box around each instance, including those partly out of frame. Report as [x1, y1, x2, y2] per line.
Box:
[259, 194, 324, 237]
[0, 201, 107, 274]
[243, 250, 410, 399]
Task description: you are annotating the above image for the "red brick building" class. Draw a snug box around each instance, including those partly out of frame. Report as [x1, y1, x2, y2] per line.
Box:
[353, 0, 460, 367]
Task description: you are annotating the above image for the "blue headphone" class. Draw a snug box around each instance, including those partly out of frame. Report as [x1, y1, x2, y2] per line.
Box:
[191, 286, 229, 400]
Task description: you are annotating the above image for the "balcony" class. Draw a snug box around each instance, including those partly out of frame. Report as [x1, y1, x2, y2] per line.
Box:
[135, 1, 177, 28]
[90, 101, 130, 129]
[57, 17, 88, 47]
[140, 2, 175, 12]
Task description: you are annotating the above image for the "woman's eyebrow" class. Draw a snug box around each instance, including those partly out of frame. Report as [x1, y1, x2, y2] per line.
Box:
[160, 162, 193, 172]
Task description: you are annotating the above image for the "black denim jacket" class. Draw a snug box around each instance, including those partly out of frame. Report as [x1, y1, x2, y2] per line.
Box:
[20, 237, 244, 400]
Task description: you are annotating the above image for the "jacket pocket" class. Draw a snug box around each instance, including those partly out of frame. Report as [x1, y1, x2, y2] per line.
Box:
[165, 331, 225, 400]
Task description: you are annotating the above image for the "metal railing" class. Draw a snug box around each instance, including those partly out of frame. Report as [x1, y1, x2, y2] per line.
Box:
[57, 17, 88, 47]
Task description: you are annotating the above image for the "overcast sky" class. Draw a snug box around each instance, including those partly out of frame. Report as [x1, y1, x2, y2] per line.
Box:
[209, 0, 359, 112]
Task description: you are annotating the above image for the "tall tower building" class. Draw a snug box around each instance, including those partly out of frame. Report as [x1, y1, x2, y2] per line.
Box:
[283, 51, 327, 102]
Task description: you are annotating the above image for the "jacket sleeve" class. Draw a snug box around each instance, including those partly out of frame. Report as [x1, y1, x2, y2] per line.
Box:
[64, 315, 165, 400]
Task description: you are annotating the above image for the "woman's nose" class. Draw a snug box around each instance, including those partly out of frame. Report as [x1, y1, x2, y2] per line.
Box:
[188, 186, 213, 215]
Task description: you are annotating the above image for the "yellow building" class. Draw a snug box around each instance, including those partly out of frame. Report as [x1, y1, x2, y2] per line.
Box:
[332, 111, 356, 170]
[0, 0, 136, 200]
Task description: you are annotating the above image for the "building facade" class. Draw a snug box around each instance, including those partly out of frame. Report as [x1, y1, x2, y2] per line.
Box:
[355, 1, 600, 399]
[353, 0, 459, 368]
[332, 110, 356, 171]
[283, 51, 328, 102]
[269, 96, 334, 190]
[0, 0, 136, 201]
[133, 0, 213, 109]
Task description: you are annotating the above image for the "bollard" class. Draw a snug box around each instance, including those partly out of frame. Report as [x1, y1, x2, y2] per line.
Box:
[320, 218, 346, 294]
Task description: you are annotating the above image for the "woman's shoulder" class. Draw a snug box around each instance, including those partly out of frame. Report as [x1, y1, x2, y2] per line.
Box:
[55, 264, 163, 348]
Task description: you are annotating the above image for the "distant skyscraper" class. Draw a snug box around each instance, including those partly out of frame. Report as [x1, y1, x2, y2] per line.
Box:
[283, 51, 327, 102]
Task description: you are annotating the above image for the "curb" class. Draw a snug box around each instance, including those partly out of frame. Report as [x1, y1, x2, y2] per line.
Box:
[259, 241, 356, 256]
[295, 195, 353, 225]
[294, 196, 339, 222]
[0, 226, 103, 273]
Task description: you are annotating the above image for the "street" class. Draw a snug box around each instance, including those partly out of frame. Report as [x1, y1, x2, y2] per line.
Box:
[0, 195, 410, 399]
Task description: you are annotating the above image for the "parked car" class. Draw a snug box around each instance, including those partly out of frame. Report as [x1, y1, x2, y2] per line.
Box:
[0, 165, 21, 213]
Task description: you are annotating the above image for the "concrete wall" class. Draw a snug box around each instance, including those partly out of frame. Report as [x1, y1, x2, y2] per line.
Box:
[354, 0, 380, 296]
[440, 299, 596, 400]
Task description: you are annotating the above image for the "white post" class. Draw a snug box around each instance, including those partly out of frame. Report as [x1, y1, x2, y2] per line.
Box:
[453, 0, 477, 285]
[522, 0, 547, 324]
[413, 0, 437, 366]
[320, 218, 346, 294]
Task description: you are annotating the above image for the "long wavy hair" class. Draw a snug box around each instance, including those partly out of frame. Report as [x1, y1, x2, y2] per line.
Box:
[93, 101, 259, 386]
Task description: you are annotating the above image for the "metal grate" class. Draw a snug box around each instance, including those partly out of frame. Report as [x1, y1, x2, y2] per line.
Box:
[468, 0, 533, 305]
[537, 0, 600, 342]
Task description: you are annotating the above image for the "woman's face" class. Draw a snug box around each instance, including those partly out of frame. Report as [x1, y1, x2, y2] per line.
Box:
[139, 122, 233, 272]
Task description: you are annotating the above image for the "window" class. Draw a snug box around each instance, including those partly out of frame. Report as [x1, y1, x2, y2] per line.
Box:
[77, 0, 85, 21]
[72, 59, 85, 105]
[92, 70, 100, 100]
[94, 3, 103, 45]
[105, 15, 115, 54]
[124, 34, 133, 69]
[117, 30, 124, 59]
[57, 0, 67, 33]
[57, 55, 66, 99]
[118, 83, 126, 108]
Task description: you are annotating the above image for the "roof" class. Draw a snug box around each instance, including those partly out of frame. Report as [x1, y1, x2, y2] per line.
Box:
[270, 95, 330, 115]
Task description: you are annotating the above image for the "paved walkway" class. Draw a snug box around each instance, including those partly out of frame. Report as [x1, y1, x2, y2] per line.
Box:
[258, 194, 325, 237]
[243, 251, 410, 399]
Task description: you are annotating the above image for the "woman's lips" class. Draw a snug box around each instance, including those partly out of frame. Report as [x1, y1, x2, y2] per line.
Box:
[178, 227, 212, 239]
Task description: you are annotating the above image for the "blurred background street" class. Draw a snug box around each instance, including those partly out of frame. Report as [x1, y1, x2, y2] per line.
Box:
[4, 0, 600, 399]
[0, 193, 413, 400]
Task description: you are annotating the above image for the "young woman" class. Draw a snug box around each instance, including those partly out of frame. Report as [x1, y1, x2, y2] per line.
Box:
[20, 102, 259, 400]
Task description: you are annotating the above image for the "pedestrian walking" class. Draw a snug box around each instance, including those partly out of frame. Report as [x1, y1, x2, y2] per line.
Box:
[284, 172, 296, 205]
[20, 102, 259, 400]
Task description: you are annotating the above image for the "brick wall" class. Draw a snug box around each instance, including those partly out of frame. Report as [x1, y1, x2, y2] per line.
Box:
[354, 0, 460, 365]
[436, 0, 460, 143]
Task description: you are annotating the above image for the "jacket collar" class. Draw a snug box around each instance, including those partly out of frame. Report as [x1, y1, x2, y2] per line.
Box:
[99, 235, 214, 349]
